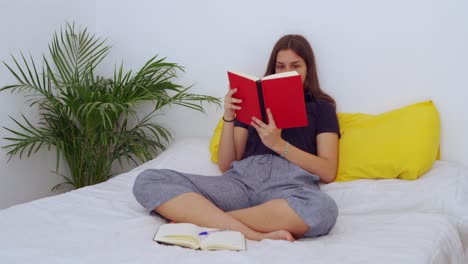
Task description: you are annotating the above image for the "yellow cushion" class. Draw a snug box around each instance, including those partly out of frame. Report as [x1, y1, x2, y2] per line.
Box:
[209, 118, 224, 164]
[209, 100, 440, 181]
[336, 100, 440, 181]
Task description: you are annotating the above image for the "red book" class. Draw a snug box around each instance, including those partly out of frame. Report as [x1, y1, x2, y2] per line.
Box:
[227, 71, 308, 129]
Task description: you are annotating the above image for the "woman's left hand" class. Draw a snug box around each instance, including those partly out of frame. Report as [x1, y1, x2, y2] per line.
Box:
[251, 108, 282, 150]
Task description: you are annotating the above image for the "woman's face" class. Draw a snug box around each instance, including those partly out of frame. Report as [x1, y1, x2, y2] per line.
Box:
[275, 49, 307, 84]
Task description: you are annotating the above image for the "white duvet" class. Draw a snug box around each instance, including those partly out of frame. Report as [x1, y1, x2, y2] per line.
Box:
[1, 137, 467, 264]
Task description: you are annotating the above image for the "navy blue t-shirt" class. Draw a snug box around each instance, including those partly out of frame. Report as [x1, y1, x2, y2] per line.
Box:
[234, 92, 340, 159]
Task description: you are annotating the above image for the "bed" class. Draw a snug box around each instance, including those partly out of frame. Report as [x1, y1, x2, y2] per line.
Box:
[1, 137, 467, 263]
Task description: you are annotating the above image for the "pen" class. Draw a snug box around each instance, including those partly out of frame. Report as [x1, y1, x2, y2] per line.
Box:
[198, 229, 228, 236]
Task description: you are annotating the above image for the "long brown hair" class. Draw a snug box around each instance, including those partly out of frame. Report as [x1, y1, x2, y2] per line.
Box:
[265, 34, 336, 109]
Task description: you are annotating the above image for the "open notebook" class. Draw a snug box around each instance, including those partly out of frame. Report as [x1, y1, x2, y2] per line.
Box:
[153, 223, 246, 251]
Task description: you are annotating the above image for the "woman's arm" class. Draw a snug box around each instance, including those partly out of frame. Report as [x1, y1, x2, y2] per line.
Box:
[218, 123, 248, 173]
[270, 133, 338, 183]
[217, 88, 249, 173]
[251, 109, 339, 183]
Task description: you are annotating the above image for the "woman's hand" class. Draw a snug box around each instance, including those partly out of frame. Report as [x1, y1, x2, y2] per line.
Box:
[250, 108, 283, 149]
[223, 88, 242, 120]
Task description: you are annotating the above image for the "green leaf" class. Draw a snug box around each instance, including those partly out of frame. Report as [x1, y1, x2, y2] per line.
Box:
[1, 21, 221, 190]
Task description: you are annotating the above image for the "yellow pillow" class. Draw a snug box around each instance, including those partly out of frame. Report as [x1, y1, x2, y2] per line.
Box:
[336, 100, 440, 181]
[209, 100, 440, 181]
[209, 118, 224, 164]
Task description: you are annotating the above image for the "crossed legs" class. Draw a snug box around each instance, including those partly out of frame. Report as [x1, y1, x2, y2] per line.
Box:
[155, 192, 309, 241]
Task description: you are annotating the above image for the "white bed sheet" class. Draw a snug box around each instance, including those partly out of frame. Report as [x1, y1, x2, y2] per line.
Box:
[1, 137, 467, 264]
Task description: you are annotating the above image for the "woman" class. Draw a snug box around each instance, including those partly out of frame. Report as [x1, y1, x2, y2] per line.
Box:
[133, 34, 339, 242]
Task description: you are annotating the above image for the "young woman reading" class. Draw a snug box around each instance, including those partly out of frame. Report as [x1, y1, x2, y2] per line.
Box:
[133, 34, 340, 242]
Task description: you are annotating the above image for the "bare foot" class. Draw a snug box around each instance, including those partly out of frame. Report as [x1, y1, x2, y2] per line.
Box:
[262, 230, 295, 242]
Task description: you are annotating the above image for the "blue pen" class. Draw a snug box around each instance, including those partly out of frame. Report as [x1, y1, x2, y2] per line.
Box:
[198, 229, 227, 236]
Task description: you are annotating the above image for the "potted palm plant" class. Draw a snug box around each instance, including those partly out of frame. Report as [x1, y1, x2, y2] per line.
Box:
[1, 22, 220, 190]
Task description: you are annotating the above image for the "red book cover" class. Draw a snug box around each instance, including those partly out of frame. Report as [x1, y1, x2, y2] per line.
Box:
[227, 71, 308, 129]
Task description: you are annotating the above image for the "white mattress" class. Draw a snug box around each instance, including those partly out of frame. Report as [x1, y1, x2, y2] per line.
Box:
[1, 137, 467, 264]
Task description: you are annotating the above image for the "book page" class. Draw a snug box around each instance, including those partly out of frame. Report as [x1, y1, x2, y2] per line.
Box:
[153, 223, 202, 249]
[262, 70, 299, 80]
[228, 71, 259, 81]
[200, 230, 246, 251]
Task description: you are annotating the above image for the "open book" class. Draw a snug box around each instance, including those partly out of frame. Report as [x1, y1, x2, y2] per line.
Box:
[153, 223, 246, 251]
[227, 70, 308, 129]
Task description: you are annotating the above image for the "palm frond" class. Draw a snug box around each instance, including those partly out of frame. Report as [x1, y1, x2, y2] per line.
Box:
[3, 115, 58, 159]
[1, 21, 221, 190]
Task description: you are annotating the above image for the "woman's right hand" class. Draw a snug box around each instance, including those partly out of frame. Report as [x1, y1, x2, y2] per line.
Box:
[223, 88, 242, 120]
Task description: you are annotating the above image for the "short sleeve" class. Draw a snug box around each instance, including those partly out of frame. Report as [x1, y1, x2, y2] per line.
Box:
[316, 101, 340, 137]
[234, 118, 249, 129]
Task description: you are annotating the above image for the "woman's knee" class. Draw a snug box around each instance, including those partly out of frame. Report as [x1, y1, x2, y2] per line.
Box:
[302, 193, 338, 238]
[134, 169, 158, 192]
[132, 169, 171, 207]
[133, 169, 200, 212]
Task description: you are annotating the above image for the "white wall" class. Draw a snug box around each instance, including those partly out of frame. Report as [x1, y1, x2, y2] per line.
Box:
[0, 0, 96, 209]
[97, 0, 468, 164]
[96, 0, 468, 166]
[1, 0, 467, 208]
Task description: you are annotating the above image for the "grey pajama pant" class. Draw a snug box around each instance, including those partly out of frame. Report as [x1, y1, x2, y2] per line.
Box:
[133, 154, 338, 237]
